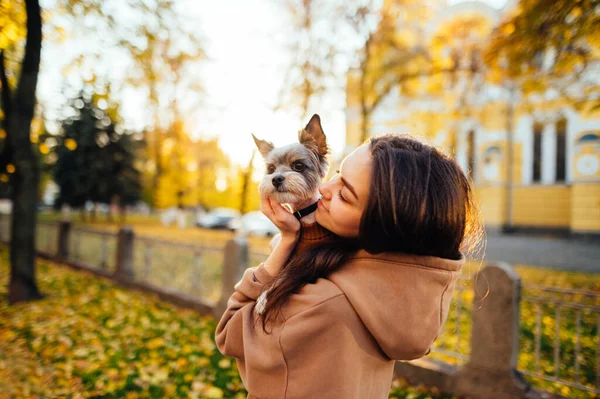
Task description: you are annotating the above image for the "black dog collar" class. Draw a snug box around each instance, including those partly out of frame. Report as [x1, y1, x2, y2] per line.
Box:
[293, 201, 319, 220]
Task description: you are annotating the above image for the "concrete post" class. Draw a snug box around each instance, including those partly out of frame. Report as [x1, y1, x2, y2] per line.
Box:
[114, 227, 135, 281]
[214, 236, 249, 319]
[0, 212, 10, 242]
[58, 220, 71, 258]
[453, 262, 541, 399]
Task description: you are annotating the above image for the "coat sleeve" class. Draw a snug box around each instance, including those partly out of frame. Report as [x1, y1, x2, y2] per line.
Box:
[214, 263, 277, 359]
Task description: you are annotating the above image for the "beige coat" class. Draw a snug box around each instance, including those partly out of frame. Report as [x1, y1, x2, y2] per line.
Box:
[215, 224, 465, 399]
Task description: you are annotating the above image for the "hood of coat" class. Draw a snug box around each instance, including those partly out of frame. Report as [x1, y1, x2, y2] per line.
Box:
[327, 250, 465, 361]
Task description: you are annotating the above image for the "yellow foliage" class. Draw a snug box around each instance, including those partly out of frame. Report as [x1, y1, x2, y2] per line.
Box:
[147, 119, 256, 211]
[64, 138, 77, 151]
[0, 0, 26, 50]
[39, 143, 50, 154]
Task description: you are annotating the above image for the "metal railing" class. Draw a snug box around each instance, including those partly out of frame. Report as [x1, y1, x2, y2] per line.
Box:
[35, 221, 59, 256]
[133, 236, 224, 302]
[68, 226, 118, 272]
[519, 284, 600, 396]
[429, 276, 473, 365]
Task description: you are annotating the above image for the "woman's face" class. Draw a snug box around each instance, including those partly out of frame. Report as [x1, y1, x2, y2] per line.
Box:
[316, 144, 372, 238]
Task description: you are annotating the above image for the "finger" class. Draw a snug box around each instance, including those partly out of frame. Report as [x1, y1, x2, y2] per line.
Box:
[270, 199, 289, 220]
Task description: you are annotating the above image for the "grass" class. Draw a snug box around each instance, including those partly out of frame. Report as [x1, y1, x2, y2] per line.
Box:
[7, 212, 600, 398]
[0, 248, 459, 399]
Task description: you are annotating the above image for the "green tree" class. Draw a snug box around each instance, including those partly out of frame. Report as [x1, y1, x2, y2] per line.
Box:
[53, 93, 142, 220]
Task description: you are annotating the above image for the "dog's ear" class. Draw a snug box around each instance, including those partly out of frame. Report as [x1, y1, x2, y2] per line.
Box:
[299, 114, 328, 157]
[252, 134, 275, 158]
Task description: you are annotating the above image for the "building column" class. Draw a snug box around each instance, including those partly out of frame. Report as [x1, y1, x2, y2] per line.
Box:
[566, 115, 577, 184]
[518, 115, 534, 185]
[541, 122, 557, 184]
[456, 129, 468, 175]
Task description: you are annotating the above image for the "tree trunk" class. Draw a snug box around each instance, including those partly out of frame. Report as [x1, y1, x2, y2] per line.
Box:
[360, 105, 370, 145]
[9, 156, 41, 302]
[358, 36, 372, 144]
[239, 150, 256, 215]
[8, 0, 43, 304]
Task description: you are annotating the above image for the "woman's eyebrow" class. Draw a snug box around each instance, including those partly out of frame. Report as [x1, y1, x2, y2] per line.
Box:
[340, 176, 358, 200]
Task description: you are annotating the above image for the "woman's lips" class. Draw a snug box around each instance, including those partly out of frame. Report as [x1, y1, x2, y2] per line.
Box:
[317, 199, 328, 212]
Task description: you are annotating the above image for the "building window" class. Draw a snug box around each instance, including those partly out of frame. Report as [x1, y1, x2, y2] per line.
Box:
[467, 130, 475, 178]
[532, 123, 543, 183]
[556, 119, 567, 182]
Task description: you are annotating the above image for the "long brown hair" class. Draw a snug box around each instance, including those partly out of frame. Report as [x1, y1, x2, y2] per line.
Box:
[255, 134, 483, 334]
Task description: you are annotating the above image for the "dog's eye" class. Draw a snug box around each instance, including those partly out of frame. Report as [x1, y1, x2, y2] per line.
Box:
[267, 165, 276, 174]
[292, 162, 305, 172]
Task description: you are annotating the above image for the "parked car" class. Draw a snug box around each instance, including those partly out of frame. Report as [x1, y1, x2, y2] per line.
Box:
[234, 211, 279, 238]
[196, 208, 241, 230]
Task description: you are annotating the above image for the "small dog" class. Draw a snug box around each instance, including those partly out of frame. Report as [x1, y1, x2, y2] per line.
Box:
[252, 114, 329, 225]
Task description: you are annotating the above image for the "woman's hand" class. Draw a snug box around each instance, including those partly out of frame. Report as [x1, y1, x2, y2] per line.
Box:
[260, 196, 301, 244]
[260, 197, 300, 278]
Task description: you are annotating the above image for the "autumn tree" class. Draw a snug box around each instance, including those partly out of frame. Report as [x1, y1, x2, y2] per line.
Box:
[0, 0, 202, 302]
[348, 0, 451, 142]
[47, 1, 205, 206]
[274, 0, 343, 120]
[116, 4, 205, 203]
[485, 0, 600, 108]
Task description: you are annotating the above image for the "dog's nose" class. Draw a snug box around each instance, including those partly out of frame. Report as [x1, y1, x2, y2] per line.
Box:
[272, 175, 285, 187]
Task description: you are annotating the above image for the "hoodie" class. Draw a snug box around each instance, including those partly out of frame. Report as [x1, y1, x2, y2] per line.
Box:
[215, 223, 465, 399]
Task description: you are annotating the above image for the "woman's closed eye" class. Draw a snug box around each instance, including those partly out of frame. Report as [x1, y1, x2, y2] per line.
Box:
[337, 190, 347, 202]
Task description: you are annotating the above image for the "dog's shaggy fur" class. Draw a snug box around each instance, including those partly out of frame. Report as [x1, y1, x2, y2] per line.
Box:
[252, 114, 329, 217]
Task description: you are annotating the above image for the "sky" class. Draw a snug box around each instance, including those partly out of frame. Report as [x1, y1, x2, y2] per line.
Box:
[37, 0, 509, 168]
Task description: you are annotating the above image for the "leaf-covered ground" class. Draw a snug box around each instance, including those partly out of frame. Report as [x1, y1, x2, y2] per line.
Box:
[0, 248, 458, 399]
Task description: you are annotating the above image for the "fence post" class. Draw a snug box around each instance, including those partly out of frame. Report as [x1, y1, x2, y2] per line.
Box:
[214, 236, 249, 319]
[453, 262, 543, 399]
[114, 227, 135, 281]
[0, 212, 9, 242]
[57, 220, 71, 258]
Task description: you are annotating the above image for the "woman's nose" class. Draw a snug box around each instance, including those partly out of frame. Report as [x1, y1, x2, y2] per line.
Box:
[318, 180, 333, 200]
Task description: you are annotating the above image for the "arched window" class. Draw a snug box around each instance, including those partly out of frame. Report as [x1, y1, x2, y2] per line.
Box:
[532, 123, 543, 183]
[556, 119, 567, 182]
[574, 131, 599, 179]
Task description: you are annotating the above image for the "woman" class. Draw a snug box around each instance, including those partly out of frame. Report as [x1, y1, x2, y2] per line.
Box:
[215, 134, 482, 399]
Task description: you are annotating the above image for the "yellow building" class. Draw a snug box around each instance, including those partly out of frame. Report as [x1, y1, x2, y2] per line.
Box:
[345, 0, 600, 235]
